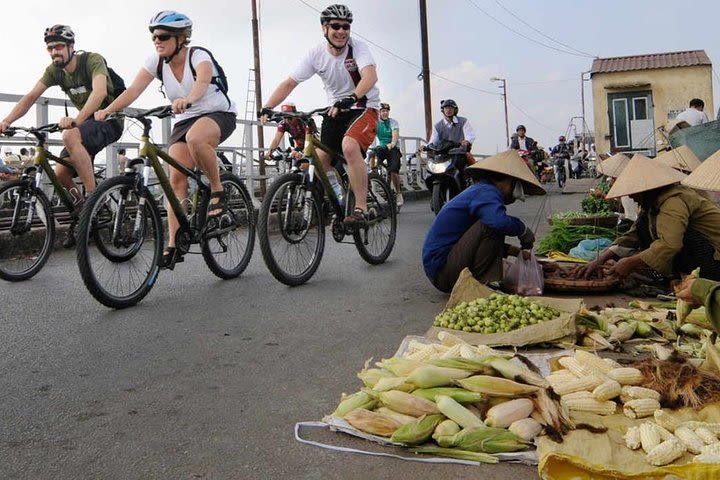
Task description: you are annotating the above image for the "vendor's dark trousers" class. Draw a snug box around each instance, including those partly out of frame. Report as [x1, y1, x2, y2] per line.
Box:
[432, 222, 505, 293]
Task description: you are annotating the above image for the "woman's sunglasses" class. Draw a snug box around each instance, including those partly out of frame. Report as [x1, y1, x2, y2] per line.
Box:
[151, 33, 175, 42]
[328, 23, 350, 31]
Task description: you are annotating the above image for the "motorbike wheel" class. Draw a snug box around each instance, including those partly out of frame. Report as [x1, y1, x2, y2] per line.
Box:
[557, 167, 566, 189]
[431, 183, 448, 215]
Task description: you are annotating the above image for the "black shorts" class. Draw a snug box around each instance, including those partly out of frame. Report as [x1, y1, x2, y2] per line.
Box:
[320, 109, 364, 160]
[376, 146, 401, 173]
[59, 118, 123, 160]
[169, 112, 237, 146]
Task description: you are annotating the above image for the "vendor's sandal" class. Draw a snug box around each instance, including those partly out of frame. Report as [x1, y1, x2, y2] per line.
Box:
[343, 208, 368, 227]
[159, 247, 184, 270]
[205, 191, 234, 235]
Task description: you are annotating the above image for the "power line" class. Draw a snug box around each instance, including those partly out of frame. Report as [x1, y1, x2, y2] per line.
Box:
[507, 98, 557, 133]
[466, 0, 595, 59]
[494, 0, 597, 58]
[513, 79, 576, 86]
[295, 0, 500, 96]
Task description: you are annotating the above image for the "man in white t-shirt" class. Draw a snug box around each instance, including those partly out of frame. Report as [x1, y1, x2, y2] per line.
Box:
[260, 4, 380, 226]
[676, 98, 709, 126]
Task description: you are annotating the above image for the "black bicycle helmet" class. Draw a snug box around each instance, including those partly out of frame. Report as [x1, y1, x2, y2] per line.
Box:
[44, 25, 75, 44]
[516, 124, 526, 132]
[320, 4, 353, 25]
[379, 102, 390, 111]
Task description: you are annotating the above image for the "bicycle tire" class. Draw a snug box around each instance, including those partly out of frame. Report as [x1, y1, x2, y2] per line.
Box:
[76, 176, 163, 309]
[0, 180, 55, 281]
[349, 172, 397, 265]
[201, 172, 256, 279]
[257, 172, 325, 286]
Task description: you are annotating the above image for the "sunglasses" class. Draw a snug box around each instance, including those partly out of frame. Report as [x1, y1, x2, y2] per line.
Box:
[46, 43, 66, 52]
[151, 33, 175, 42]
[328, 23, 350, 31]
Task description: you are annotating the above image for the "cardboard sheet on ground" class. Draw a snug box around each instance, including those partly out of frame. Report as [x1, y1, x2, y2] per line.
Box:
[537, 407, 720, 479]
[425, 269, 581, 347]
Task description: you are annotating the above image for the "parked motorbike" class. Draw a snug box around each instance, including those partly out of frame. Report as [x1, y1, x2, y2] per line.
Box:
[423, 140, 469, 214]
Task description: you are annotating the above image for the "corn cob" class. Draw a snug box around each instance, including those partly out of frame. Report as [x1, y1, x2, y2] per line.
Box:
[654, 410, 679, 433]
[432, 419, 461, 446]
[608, 367, 645, 385]
[639, 423, 663, 453]
[701, 442, 720, 456]
[437, 330, 469, 347]
[406, 365, 472, 388]
[509, 417, 543, 441]
[376, 358, 423, 376]
[675, 426, 705, 454]
[561, 391, 595, 402]
[412, 387, 483, 404]
[332, 391, 377, 417]
[593, 379, 622, 401]
[603, 357, 623, 369]
[456, 375, 540, 397]
[375, 407, 418, 425]
[695, 427, 718, 445]
[679, 422, 720, 435]
[440, 343, 464, 359]
[435, 395, 483, 429]
[343, 408, 402, 437]
[484, 398, 534, 428]
[646, 439, 686, 466]
[575, 350, 614, 374]
[655, 424, 676, 442]
[409, 446, 498, 464]
[624, 426, 641, 450]
[693, 453, 720, 463]
[620, 385, 661, 402]
[547, 371, 579, 388]
[483, 356, 550, 388]
[357, 366, 394, 388]
[372, 376, 415, 392]
[378, 390, 440, 416]
[623, 398, 661, 419]
[558, 356, 597, 378]
[561, 396, 617, 415]
[390, 414, 446, 445]
[445, 426, 531, 453]
[551, 375, 605, 396]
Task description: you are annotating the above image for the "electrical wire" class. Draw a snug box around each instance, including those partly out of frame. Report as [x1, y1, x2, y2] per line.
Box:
[466, 0, 595, 59]
[507, 99, 557, 133]
[513, 79, 576, 86]
[494, 0, 597, 58]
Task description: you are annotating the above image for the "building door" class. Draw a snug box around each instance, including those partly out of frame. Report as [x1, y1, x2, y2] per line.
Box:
[608, 91, 654, 154]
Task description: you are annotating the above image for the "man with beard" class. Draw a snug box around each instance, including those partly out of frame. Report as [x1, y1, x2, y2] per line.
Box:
[575, 154, 720, 281]
[422, 149, 546, 293]
[0, 25, 123, 247]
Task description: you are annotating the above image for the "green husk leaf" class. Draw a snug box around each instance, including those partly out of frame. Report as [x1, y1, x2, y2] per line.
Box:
[409, 446, 499, 464]
[390, 414, 445, 445]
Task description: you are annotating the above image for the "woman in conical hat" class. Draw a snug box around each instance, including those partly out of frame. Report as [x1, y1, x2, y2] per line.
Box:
[575, 154, 720, 282]
[422, 149, 545, 292]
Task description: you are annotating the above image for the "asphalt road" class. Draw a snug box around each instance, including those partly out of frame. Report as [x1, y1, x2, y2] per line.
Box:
[0, 187, 584, 480]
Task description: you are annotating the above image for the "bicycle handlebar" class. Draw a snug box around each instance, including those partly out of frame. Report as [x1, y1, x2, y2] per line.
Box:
[106, 104, 183, 122]
[2, 124, 61, 137]
[266, 107, 332, 123]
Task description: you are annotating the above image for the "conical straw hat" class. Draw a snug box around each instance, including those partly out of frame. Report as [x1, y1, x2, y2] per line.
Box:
[606, 154, 686, 199]
[682, 147, 720, 192]
[597, 152, 629, 177]
[467, 149, 546, 195]
[653, 145, 701, 173]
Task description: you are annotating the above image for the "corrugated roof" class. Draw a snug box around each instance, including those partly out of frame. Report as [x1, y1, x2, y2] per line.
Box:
[591, 50, 711, 75]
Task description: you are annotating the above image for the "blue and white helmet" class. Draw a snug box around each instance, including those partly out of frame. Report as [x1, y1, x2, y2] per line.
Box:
[148, 10, 193, 33]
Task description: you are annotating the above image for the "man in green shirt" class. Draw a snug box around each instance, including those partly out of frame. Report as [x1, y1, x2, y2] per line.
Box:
[372, 102, 403, 207]
[0, 25, 123, 247]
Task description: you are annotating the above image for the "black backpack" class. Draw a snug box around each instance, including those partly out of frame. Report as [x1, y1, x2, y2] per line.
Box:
[55, 51, 126, 100]
[156, 46, 230, 107]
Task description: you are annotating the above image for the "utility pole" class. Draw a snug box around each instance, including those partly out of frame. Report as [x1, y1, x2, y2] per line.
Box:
[580, 70, 590, 147]
[418, 0, 432, 141]
[251, 0, 266, 192]
[491, 77, 509, 147]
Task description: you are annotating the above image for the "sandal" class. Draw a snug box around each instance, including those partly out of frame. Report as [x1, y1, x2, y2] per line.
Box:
[159, 247, 184, 270]
[343, 207, 368, 227]
[207, 190, 228, 218]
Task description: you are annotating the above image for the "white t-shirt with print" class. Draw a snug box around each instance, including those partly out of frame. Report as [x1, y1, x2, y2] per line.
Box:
[291, 38, 380, 109]
[143, 49, 237, 122]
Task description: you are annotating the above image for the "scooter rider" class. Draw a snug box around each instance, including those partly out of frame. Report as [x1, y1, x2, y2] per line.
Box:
[425, 99, 475, 182]
[551, 135, 572, 179]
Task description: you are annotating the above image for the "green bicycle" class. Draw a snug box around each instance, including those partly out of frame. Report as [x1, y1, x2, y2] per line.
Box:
[75, 106, 256, 308]
[257, 107, 397, 286]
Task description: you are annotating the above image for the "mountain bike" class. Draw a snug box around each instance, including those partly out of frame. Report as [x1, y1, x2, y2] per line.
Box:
[75, 106, 255, 308]
[257, 107, 397, 286]
[0, 123, 91, 281]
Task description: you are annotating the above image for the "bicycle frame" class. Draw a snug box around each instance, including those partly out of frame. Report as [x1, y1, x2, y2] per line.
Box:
[25, 132, 78, 212]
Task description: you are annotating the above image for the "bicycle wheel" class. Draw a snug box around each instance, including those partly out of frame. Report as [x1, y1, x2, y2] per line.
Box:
[201, 172, 256, 279]
[257, 172, 325, 286]
[76, 176, 163, 309]
[431, 183, 447, 214]
[0, 180, 55, 281]
[349, 172, 397, 265]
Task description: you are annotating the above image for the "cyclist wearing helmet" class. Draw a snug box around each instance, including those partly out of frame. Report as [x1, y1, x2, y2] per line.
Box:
[265, 103, 306, 162]
[372, 102, 403, 207]
[0, 24, 124, 247]
[96, 10, 237, 268]
[260, 4, 380, 226]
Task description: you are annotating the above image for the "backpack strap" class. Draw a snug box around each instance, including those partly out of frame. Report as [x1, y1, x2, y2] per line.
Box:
[344, 45, 367, 108]
[156, 57, 166, 99]
[188, 46, 231, 109]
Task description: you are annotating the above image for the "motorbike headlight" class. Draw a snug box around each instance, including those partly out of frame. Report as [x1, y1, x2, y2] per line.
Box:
[428, 160, 451, 174]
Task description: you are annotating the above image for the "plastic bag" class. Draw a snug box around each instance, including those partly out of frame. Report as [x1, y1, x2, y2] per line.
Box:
[503, 251, 544, 295]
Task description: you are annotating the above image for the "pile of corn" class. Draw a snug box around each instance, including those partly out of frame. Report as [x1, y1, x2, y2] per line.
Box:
[547, 350, 661, 419]
[330, 332, 572, 463]
[624, 410, 720, 466]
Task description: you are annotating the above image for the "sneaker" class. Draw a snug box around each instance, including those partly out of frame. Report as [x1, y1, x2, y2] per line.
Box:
[62, 218, 77, 249]
[396, 193, 404, 207]
[343, 208, 368, 227]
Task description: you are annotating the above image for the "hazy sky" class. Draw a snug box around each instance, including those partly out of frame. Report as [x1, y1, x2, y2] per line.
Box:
[2, 0, 719, 154]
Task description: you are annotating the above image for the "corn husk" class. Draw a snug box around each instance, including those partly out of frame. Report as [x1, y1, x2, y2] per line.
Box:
[343, 408, 402, 437]
[428, 357, 495, 374]
[372, 376, 415, 392]
[676, 268, 700, 325]
[610, 321, 637, 343]
[376, 358, 423, 376]
[412, 387, 484, 404]
[445, 426, 531, 453]
[432, 419, 461, 446]
[457, 375, 541, 397]
[375, 407, 418, 425]
[482, 356, 549, 388]
[409, 446, 498, 464]
[332, 391, 377, 417]
[484, 398, 534, 428]
[378, 390, 440, 416]
[435, 395, 484, 429]
[357, 367, 394, 388]
[509, 417, 543, 441]
[390, 414, 446, 445]
[406, 365, 472, 388]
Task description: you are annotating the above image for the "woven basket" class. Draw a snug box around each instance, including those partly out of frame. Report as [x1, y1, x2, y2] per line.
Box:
[543, 275, 620, 293]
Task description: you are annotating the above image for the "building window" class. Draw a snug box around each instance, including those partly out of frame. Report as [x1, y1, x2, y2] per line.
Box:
[612, 98, 630, 148]
[608, 91, 653, 152]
